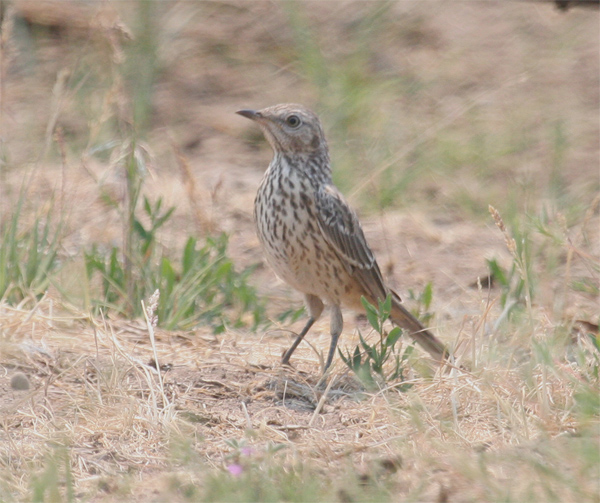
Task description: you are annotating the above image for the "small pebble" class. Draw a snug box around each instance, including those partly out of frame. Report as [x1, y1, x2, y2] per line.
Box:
[10, 372, 30, 391]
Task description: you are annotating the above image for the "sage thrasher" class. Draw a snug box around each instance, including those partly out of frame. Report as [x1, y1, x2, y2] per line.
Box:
[237, 103, 447, 372]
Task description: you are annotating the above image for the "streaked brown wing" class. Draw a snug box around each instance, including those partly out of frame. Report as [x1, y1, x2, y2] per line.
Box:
[314, 184, 388, 300]
[315, 186, 445, 360]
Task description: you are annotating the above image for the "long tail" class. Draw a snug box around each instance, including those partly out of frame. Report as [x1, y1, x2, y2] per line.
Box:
[390, 296, 447, 362]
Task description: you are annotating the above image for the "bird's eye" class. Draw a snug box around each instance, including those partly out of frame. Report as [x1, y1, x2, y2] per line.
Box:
[286, 115, 301, 128]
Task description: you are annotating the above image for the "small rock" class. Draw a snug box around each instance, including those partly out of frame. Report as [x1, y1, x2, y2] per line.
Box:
[11, 373, 30, 391]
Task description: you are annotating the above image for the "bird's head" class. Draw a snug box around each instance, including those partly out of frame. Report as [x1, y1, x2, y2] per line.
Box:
[237, 103, 327, 156]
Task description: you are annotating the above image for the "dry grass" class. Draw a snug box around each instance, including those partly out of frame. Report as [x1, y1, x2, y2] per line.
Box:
[1, 284, 598, 500]
[0, 1, 598, 501]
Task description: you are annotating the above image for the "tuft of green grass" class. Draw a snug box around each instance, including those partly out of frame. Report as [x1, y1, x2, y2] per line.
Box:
[0, 191, 62, 305]
[85, 230, 265, 333]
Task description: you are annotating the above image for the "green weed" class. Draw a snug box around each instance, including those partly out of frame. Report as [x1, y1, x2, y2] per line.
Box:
[340, 295, 414, 390]
[406, 281, 435, 326]
[85, 231, 264, 333]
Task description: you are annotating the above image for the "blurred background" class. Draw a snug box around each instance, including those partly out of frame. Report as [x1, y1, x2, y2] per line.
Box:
[0, 0, 598, 330]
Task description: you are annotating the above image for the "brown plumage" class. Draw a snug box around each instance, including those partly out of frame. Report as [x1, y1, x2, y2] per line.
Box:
[237, 103, 447, 372]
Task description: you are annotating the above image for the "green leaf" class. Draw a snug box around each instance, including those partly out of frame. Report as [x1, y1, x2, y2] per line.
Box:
[385, 327, 403, 347]
[133, 219, 150, 240]
[143, 195, 152, 216]
[381, 294, 392, 320]
[486, 258, 508, 287]
[160, 258, 176, 291]
[361, 296, 380, 332]
[372, 346, 385, 372]
[182, 237, 197, 274]
[338, 348, 350, 367]
[153, 207, 175, 230]
[388, 354, 403, 381]
[401, 345, 414, 363]
[356, 364, 376, 389]
[422, 282, 433, 310]
[352, 345, 362, 369]
[359, 332, 374, 359]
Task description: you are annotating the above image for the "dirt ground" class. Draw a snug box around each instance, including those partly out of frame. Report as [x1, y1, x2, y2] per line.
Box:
[0, 1, 598, 502]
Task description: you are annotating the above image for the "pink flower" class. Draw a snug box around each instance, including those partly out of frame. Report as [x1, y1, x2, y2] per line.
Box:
[227, 464, 243, 476]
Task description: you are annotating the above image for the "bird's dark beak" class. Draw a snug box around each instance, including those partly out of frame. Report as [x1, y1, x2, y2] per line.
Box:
[236, 109, 261, 121]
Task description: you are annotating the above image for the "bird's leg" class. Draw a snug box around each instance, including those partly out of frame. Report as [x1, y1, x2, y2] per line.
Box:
[323, 304, 343, 373]
[282, 294, 324, 365]
[281, 318, 316, 365]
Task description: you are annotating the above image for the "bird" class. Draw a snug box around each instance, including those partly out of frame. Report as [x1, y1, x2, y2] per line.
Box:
[237, 103, 447, 372]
